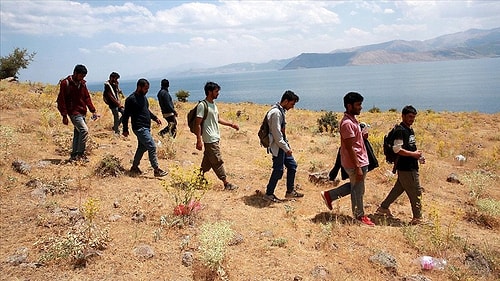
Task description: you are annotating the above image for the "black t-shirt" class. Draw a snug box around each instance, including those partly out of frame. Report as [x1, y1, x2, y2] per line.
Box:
[395, 123, 419, 171]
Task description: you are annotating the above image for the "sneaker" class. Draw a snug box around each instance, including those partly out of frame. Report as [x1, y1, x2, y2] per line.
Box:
[409, 218, 423, 225]
[74, 154, 89, 163]
[320, 191, 333, 211]
[263, 194, 283, 203]
[154, 168, 168, 177]
[224, 182, 238, 190]
[130, 166, 142, 175]
[285, 190, 304, 198]
[375, 207, 394, 218]
[358, 216, 375, 226]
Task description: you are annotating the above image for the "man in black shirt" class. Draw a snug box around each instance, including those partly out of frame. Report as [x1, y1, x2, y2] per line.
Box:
[376, 105, 424, 225]
[122, 78, 168, 177]
[157, 79, 178, 138]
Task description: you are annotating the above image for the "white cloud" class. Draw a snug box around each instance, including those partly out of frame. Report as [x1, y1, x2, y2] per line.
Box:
[101, 42, 127, 53]
[1, 0, 499, 83]
[79, 48, 91, 54]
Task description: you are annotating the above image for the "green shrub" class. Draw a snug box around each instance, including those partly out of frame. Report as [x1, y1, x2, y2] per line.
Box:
[176, 90, 190, 102]
[161, 166, 210, 227]
[317, 111, 339, 134]
[36, 198, 110, 267]
[94, 154, 125, 177]
[199, 221, 234, 273]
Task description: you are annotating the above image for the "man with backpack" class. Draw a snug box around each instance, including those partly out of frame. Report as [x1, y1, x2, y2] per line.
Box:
[320, 92, 375, 226]
[376, 105, 425, 225]
[103, 72, 124, 135]
[57, 64, 99, 162]
[194, 82, 239, 190]
[263, 90, 303, 203]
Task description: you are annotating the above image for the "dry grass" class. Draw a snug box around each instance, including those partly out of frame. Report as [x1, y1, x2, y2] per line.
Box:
[0, 80, 499, 280]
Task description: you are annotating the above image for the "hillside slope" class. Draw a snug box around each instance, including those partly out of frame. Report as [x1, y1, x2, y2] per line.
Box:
[0, 81, 499, 281]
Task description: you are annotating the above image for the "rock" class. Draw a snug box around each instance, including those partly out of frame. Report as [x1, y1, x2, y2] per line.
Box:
[1, 77, 17, 82]
[132, 210, 146, 222]
[31, 188, 46, 201]
[228, 232, 244, 246]
[68, 207, 83, 223]
[308, 171, 330, 184]
[108, 214, 122, 222]
[369, 251, 397, 274]
[133, 245, 154, 259]
[12, 159, 31, 175]
[447, 173, 461, 184]
[311, 265, 330, 279]
[455, 154, 466, 165]
[465, 250, 491, 276]
[6, 247, 29, 265]
[181, 251, 193, 267]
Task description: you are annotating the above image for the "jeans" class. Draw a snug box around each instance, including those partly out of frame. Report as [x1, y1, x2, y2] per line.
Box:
[381, 170, 422, 219]
[69, 114, 89, 158]
[266, 148, 297, 196]
[132, 127, 158, 169]
[111, 106, 124, 134]
[325, 166, 368, 218]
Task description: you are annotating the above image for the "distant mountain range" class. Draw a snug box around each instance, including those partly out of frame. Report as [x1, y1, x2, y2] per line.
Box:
[173, 27, 499, 75]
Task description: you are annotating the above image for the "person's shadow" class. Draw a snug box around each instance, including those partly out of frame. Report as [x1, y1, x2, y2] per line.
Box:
[311, 212, 405, 227]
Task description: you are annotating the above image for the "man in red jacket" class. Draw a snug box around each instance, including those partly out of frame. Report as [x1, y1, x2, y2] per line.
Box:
[57, 64, 99, 162]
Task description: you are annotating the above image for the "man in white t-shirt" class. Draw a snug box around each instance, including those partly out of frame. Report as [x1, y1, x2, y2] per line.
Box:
[194, 82, 239, 190]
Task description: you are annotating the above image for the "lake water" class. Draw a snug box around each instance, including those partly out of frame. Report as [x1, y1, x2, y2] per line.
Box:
[87, 57, 500, 113]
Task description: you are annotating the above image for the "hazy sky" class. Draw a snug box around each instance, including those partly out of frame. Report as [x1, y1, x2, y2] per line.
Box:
[1, 0, 500, 83]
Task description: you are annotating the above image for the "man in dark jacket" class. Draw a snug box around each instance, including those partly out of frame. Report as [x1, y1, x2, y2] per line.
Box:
[122, 78, 168, 177]
[103, 72, 124, 134]
[57, 64, 98, 162]
[157, 79, 178, 138]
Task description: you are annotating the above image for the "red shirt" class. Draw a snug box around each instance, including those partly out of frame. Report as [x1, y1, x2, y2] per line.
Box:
[57, 75, 96, 116]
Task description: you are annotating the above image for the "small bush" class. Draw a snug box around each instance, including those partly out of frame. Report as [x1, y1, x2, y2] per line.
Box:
[36, 198, 110, 267]
[176, 90, 190, 102]
[157, 137, 176, 160]
[271, 237, 287, 248]
[368, 106, 381, 113]
[94, 154, 125, 177]
[198, 221, 234, 275]
[317, 111, 339, 135]
[477, 198, 500, 216]
[462, 170, 495, 201]
[161, 166, 210, 227]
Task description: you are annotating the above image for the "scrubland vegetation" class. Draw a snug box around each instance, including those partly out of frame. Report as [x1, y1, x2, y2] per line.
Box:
[0, 80, 499, 280]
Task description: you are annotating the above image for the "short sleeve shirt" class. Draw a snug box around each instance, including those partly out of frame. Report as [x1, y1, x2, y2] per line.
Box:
[197, 100, 220, 143]
[339, 113, 369, 169]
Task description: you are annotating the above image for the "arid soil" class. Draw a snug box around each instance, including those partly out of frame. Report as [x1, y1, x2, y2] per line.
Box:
[0, 81, 499, 281]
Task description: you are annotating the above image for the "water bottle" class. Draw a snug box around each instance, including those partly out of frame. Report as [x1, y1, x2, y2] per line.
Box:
[415, 256, 447, 270]
[418, 155, 426, 164]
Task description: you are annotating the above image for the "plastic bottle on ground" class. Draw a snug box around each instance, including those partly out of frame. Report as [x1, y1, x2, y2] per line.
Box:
[415, 256, 447, 270]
